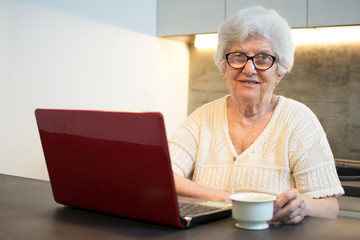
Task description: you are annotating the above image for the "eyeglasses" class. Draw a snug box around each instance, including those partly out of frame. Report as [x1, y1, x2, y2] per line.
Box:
[225, 52, 276, 70]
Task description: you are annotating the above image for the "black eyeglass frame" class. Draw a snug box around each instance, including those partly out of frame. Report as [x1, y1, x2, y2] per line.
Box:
[224, 52, 277, 71]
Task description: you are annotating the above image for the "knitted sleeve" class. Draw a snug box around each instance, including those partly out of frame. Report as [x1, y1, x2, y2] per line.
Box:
[168, 97, 228, 179]
[287, 102, 344, 198]
[168, 109, 202, 178]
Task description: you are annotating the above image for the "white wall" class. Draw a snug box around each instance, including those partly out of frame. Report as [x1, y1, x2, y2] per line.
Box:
[0, 0, 189, 180]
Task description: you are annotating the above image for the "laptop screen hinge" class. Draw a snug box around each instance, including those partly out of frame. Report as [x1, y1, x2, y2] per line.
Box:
[184, 216, 192, 228]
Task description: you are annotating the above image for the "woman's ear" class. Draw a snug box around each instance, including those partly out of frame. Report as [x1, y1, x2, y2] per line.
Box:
[221, 72, 226, 81]
[221, 65, 227, 82]
[276, 73, 284, 84]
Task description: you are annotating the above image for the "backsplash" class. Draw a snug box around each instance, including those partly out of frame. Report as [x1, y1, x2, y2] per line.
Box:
[187, 42, 360, 160]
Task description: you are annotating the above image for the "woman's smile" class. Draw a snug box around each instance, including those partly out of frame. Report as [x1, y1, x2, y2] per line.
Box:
[236, 79, 260, 85]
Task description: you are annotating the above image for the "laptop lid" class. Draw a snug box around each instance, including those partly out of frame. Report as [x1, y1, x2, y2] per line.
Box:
[35, 109, 231, 228]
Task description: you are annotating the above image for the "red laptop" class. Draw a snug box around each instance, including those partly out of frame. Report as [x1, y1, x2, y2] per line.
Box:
[35, 109, 231, 228]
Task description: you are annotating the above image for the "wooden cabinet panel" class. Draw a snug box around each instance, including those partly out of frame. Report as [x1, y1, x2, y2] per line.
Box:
[308, 0, 360, 27]
[157, 0, 360, 37]
[157, 0, 225, 36]
[226, 0, 307, 28]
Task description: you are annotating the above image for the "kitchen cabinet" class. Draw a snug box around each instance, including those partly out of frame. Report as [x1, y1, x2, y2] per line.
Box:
[308, 0, 360, 27]
[157, 0, 225, 36]
[157, 0, 360, 37]
[226, 0, 307, 28]
[338, 196, 360, 220]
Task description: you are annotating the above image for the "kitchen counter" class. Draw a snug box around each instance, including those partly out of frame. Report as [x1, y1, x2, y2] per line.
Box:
[338, 195, 360, 220]
[1, 173, 360, 240]
[341, 181, 360, 197]
[336, 159, 360, 197]
[336, 160, 360, 220]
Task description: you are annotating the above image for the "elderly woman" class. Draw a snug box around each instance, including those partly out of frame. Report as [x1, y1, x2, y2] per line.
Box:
[169, 6, 344, 224]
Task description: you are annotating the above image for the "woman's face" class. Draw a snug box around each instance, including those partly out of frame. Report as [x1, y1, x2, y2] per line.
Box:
[221, 37, 284, 105]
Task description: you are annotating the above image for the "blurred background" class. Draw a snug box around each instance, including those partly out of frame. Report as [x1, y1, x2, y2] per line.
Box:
[1, 0, 359, 180]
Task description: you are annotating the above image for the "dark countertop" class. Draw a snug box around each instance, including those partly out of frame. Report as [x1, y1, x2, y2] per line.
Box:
[336, 159, 360, 197]
[342, 181, 360, 197]
[1, 173, 360, 240]
[342, 181, 360, 188]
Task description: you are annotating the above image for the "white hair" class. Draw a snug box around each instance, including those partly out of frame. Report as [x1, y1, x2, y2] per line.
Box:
[214, 6, 295, 74]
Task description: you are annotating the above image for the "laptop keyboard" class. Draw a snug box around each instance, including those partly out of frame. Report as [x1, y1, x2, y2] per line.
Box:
[178, 202, 222, 217]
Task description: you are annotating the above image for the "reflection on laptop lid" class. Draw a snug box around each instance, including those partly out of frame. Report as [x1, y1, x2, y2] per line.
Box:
[35, 109, 231, 228]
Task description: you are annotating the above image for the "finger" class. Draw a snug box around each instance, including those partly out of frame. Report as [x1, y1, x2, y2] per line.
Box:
[272, 194, 304, 222]
[276, 189, 300, 206]
[224, 196, 232, 204]
[282, 215, 305, 225]
[274, 207, 303, 224]
[288, 200, 306, 219]
[274, 198, 307, 223]
[274, 189, 299, 209]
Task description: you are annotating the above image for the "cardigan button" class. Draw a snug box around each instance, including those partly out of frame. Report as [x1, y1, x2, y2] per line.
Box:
[233, 156, 237, 161]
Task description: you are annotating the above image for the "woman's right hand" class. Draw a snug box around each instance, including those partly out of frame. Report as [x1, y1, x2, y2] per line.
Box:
[173, 173, 231, 203]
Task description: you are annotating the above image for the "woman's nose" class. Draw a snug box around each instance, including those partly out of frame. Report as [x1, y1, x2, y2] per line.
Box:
[242, 59, 257, 74]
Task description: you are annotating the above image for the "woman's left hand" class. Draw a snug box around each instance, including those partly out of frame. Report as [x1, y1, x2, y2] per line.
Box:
[271, 188, 310, 224]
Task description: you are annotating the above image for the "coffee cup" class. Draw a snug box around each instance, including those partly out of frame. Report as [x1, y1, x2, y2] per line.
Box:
[230, 193, 276, 230]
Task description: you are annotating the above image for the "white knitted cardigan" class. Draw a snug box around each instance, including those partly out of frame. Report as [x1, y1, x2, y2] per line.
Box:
[169, 95, 344, 198]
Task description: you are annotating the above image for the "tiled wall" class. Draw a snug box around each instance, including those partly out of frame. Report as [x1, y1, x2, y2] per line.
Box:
[188, 42, 360, 160]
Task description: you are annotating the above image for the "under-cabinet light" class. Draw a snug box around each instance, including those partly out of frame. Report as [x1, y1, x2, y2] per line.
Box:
[194, 26, 360, 48]
[291, 26, 360, 44]
[194, 33, 218, 49]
